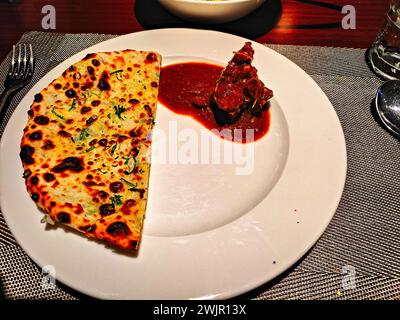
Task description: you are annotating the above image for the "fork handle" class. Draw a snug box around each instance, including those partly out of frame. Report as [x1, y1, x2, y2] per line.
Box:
[0, 89, 15, 123]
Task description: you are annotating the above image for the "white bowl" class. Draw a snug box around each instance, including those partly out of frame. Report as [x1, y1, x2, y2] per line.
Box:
[158, 0, 267, 24]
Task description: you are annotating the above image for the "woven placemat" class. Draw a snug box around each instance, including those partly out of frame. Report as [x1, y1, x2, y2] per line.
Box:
[1, 31, 399, 300]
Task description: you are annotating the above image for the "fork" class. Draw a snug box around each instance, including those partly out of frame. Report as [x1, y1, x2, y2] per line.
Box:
[0, 44, 34, 122]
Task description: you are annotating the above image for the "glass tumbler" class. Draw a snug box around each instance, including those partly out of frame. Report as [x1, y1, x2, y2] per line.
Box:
[368, 0, 400, 79]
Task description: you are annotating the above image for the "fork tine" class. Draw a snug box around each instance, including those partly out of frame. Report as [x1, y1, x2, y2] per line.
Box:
[21, 44, 28, 76]
[29, 44, 34, 74]
[6, 44, 34, 83]
[16, 44, 22, 77]
[9, 45, 16, 76]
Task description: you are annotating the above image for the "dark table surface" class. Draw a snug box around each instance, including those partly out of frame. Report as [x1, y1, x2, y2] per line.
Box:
[0, 0, 389, 61]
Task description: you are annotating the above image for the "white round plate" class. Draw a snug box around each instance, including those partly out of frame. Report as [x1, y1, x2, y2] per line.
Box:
[0, 29, 346, 299]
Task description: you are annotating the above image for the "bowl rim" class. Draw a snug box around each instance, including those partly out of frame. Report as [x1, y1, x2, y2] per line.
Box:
[160, 0, 262, 4]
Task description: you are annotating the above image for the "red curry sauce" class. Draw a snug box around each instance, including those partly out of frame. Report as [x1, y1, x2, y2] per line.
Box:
[158, 62, 270, 143]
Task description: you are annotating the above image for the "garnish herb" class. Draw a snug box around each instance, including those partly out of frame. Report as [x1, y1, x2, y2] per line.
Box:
[129, 187, 144, 197]
[110, 142, 118, 155]
[110, 69, 123, 80]
[91, 90, 101, 97]
[122, 156, 130, 165]
[51, 107, 65, 120]
[113, 105, 126, 120]
[69, 99, 76, 111]
[120, 177, 137, 188]
[41, 214, 55, 225]
[85, 146, 96, 153]
[124, 156, 138, 175]
[110, 194, 123, 206]
[110, 69, 123, 75]
[81, 89, 96, 101]
[78, 128, 90, 141]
